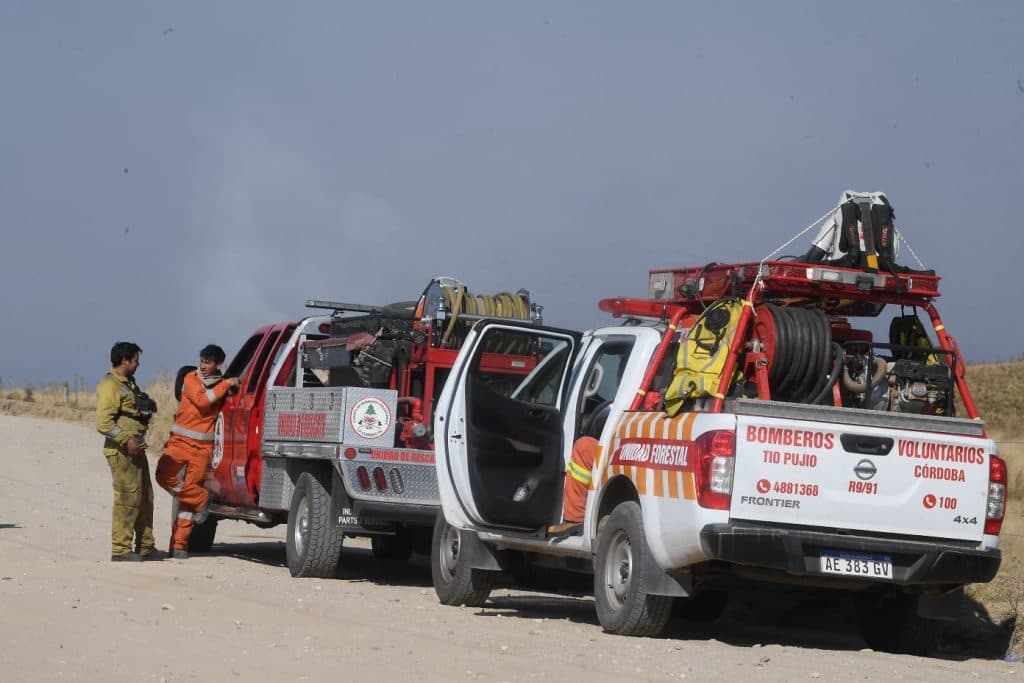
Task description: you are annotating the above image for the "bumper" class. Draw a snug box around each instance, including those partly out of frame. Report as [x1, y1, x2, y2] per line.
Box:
[700, 522, 1001, 585]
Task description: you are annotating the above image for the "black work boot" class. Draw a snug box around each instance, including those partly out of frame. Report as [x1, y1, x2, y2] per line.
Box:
[139, 549, 168, 561]
[172, 549, 189, 559]
[111, 552, 143, 562]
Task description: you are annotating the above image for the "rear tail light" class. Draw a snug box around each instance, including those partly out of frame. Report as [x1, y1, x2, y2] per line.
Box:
[389, 468, 405, 494]
[356, 466, 371, 491]
[694, 430, 735, 510]
[372, 466, 388, 492]
[985, 455, 1007, 535]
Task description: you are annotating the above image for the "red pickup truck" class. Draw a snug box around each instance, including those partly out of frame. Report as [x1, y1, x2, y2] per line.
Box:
[182, 277, 543, 579]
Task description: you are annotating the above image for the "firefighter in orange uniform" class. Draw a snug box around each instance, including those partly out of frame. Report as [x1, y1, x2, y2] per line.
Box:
[156, 345, 239, 558]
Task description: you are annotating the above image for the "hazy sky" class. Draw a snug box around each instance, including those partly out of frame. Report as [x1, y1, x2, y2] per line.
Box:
[2, 2, 1022, 387]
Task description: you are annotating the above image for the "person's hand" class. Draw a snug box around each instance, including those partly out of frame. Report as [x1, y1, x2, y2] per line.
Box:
[227, 377, 241, 389]
[126, 437, 141, 456]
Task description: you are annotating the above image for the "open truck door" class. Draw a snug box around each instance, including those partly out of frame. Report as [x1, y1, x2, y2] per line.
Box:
[435, 320, 581, 532]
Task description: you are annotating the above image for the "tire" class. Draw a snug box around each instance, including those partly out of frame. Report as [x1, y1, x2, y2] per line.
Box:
[594, 501, 674, 637]
[858, 593, 941, 655]
[188, 517, 218, 553]
[371, 532, 413, 563]
[674, 590, 728, 623]
[286, 472, 344, 578]
[169, 498, 218, 553]
[410, 527, 433, 556]
[431, 513, 495, 607]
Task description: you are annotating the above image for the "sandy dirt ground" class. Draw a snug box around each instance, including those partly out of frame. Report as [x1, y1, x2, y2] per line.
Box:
[0, 415, 1014, 682]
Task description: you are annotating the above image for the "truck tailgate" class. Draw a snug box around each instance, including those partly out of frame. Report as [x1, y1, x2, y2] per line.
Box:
[731, 411, 992, 543]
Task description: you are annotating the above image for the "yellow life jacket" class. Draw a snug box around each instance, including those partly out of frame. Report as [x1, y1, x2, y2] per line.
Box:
[664, 298, 745, 416]
[889, 315, 941, 365]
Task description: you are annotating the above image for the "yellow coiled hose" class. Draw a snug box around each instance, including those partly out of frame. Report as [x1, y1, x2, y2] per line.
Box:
[440, 284, 531, 350]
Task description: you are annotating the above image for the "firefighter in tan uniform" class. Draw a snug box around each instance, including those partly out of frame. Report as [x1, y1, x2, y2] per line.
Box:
[95, 341, 161, 561]
[156, 345, 239, 558]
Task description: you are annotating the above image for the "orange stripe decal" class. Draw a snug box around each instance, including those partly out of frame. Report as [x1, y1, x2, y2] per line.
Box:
[653, 468, 664, 497]
[682, 472, 697, 500]
[682, 412, 697, 440]
[667, 468, 680, 498]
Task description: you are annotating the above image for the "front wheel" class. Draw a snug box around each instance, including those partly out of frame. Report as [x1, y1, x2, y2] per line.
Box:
[594, 501, 673, 637]
[371, 531, 413, 563]
[286, 471, 343, 578]
[431, 513, 495, 607]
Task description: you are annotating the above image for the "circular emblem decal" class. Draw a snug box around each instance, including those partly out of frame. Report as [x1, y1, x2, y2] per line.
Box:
[210, 413, 226, 469]
[350, 397, 391, 440]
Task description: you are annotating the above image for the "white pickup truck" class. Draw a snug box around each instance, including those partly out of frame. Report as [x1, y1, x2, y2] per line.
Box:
[430, 260, 1005, 655]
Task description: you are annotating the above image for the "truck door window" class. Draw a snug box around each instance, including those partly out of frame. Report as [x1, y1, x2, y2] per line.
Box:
[577, 340, 634, 438]
[507, 339, 571, 407]
[268, 325, 300, 387]
[226, 334, 264, 382]
[246, 331, 282, 394]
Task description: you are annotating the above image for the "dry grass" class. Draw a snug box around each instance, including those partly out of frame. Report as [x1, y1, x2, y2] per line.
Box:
[0, 372, 177, 452]
[965, 358, 1024, 438]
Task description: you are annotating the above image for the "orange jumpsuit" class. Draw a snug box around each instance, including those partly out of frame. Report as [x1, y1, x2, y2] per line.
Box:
[562, 436, 599, 523]
[156, 371, 231, 551]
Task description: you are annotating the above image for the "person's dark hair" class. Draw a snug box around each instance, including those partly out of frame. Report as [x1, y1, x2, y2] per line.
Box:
[200, 344, 226, 364]
[110, 341, 142, 367]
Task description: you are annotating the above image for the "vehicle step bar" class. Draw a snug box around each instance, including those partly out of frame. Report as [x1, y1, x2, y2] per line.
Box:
[209, 504, 273, 524]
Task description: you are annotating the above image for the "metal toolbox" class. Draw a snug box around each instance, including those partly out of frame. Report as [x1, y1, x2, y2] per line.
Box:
[263, 386, 398, 447]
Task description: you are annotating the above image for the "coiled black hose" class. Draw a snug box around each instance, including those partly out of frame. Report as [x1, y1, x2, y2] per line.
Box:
[763, 305, 835, 404]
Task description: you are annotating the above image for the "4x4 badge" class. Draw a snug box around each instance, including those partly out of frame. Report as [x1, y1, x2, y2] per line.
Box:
[854, 459, 877, 481]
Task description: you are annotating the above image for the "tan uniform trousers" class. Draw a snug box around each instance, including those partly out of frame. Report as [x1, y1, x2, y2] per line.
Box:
[104, 445, 156, 555]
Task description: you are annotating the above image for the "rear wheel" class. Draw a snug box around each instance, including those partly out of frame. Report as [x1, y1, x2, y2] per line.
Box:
[674, 590, 728, 623]
[594, 501, 673, 637]
[188, 516, 218, 553]
[286, 472, 344, 578]
[858, 593, 941, 655]
[431, 513, 495, 607]
[371, 532, 413, 562]
[170, 499, 218, 553]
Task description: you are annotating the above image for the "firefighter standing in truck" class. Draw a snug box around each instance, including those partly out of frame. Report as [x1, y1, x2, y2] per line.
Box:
[156, 345, 239, 558]
[96, 341, 161, 561]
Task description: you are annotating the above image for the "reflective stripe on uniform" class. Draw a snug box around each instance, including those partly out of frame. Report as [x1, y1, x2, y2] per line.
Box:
[171, 464, 187, 493]
[177, 511, 195, 522]
[170, 424, 215, 441]
[205, 388, 217, 403]
[568, 461, 592, 485]
[103, 425, 123, 438]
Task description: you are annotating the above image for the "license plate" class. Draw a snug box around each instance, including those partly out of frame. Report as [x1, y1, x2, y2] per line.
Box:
[819, 551, 893, 579]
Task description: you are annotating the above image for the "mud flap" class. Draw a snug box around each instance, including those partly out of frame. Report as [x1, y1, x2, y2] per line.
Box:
[462, 530, 502, 571]
[642, 553, 692, 597]
[330, 470, 356, 527]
